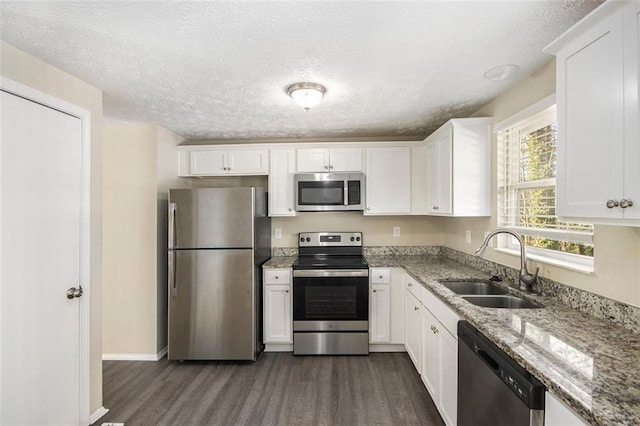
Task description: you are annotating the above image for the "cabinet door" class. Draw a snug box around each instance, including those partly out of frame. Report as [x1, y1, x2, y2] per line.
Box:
[365, 147, 411, 215]
[622, 3, 640, 220]
[556, 11, 625, 219]
[420, 307, 440, 401]
[189, 150, 227, 175]
[426, 133, 452, 214]
[370, 284, 391, 343]
[439, 328, 458, 426]
[545, 391, 588, 426]
[297, 148, 329, 172]
[329, 148, 363, 172]
[264, 284, 292, 343]
[269, 149, 296, 216]
[227, 149, 268, 175]
[404, 290, 422, 370]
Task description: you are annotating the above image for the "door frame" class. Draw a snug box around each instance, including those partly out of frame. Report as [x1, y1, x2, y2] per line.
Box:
[0, 76, 92, 424]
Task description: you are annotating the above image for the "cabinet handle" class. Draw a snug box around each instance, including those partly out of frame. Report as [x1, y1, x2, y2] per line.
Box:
[620, 199, 634, 209]
[285, 290, 289, 293]
[324, 165, 329, 170]
[275, 276, 279, 280]
[431, 325, 438, 334]
[606, 199, 619, 208]
[408, 282, 413, 287]
[414, 306, 419, 311]
[329, 165, 333, 170]
[378, 275, 383, 279]
[373, 289, 377, 293]
[433, 206, 439, 210]
[288, 208, 292, 212]
[367, 207, 371, 211]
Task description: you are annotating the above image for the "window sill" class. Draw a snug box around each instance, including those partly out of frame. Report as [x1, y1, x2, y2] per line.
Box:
[494, 248, 594, 275]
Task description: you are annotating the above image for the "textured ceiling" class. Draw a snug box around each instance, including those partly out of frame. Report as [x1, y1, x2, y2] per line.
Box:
[0, 1, 603, 141]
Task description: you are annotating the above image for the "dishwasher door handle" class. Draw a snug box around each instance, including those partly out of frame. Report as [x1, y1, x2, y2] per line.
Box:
[476, 346, 499, 371]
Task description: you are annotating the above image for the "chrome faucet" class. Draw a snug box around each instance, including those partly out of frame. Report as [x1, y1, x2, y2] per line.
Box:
[475, 228, 539, 293]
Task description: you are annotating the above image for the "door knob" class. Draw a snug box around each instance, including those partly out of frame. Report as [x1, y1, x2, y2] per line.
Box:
[606, 199, 619, 208]
[66, 286, 83, 299]
[620, 199, 633, 209]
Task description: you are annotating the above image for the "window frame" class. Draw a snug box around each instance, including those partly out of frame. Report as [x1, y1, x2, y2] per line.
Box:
[495, 94, 594, 273]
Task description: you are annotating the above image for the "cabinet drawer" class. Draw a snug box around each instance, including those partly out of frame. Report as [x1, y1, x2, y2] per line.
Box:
[421, 286, 460, 336]
[264, 269, 291, 284]
[371, 268, 391, 284]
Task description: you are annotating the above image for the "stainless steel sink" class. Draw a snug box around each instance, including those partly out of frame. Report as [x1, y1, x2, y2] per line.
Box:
[462, 295, 543, 309]
[439, 280, 508, 295]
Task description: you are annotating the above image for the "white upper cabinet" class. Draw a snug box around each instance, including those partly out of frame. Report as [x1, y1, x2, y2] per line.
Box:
[297, 147, 363, 172]
[424, 118, 491, 216]
[179, 147, 269, 176]
[365, 146, 411, 215]
[544, 1, 640, 225]
[268, 149, 296, 216]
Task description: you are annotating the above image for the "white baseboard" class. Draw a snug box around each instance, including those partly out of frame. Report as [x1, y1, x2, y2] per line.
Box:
[89, 406, 109, 424]
[103, 346, 167, 361]
[369, 344, 406, 352]
[264, 343, 293, 352]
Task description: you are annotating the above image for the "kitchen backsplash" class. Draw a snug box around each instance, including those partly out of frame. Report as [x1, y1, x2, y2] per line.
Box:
[272, 245, 640, 334]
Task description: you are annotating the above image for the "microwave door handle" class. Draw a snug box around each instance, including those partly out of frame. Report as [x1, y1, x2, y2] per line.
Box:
[344, 181, 348, 206]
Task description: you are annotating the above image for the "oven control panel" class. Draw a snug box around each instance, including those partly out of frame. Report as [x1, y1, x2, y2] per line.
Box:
[299, 232, 362, 247]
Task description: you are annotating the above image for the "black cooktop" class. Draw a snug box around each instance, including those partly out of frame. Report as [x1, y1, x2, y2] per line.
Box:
[293, 255, 369, 270]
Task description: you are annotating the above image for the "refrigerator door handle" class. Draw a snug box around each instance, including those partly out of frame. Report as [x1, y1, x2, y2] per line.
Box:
[169, 203, 178, 296]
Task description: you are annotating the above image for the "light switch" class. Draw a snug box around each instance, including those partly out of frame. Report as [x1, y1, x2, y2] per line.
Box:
[393, 226, 400, 237]
[465, 230, 471, 244]
[274, 228, 282, 239]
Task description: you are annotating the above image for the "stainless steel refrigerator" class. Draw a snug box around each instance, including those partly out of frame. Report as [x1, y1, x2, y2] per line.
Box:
[167, 187, 271, 361]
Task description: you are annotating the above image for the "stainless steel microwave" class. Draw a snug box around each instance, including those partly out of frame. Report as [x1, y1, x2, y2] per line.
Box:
[294, 172, 365, 212]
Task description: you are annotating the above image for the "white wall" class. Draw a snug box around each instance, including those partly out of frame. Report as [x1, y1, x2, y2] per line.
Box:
[0, 41, 104, 412]
[442, 59, 640, 308]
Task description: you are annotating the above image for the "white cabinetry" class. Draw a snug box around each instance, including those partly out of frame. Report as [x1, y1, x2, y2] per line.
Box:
[404, 288, 422, 369]
[268, 149, 296, 216]
[365, 147, 411, 215]
[544, 1, 640, 225]
[179, 147, 269, 176]
[263, 269, 292, 347]
[545, 392, 588, 426]
[403, 271, 460, 426]
[296, 147, 363, 172]
[370, 268, 405, 347]
[424, 118, 491, 216]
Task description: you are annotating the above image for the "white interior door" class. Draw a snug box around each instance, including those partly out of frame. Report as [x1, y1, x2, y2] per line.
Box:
[1, 89, 84, 424]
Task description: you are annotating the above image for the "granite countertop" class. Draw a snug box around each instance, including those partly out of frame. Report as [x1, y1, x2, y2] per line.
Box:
[262, 254, 640, 425]
[263, 256, 296, 268]
[367, 255, 640, 426]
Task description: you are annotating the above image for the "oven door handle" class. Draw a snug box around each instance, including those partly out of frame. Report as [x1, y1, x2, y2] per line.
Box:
[293, 269, 369, 278]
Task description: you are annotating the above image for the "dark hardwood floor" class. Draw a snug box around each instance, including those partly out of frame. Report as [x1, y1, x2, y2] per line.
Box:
[97, 352, 444, 425]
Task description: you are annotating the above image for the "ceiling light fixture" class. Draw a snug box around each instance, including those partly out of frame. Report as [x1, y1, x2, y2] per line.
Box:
[483, 64, 521, 82]
[286, 82, 326, 111]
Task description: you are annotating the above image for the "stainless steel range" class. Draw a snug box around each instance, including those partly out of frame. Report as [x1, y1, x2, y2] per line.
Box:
[292, 232, 369, 355]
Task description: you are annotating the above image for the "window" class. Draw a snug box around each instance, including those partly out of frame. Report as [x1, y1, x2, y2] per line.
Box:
[497, 95, 593, 270]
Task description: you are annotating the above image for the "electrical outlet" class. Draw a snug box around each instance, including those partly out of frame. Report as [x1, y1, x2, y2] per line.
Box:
[274, 228, 282, 239]
[465, 230, 471, 244]
[393, 226, 400, 237]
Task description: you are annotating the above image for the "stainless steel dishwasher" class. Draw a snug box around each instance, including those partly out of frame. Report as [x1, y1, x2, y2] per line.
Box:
[457, 321, 546, 426]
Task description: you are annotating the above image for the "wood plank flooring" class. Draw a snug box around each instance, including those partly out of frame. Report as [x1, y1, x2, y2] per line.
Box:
[97, 352, 444, 425]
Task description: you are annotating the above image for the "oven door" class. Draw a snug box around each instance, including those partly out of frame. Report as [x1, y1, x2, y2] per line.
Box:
[293, 269, 369, 331]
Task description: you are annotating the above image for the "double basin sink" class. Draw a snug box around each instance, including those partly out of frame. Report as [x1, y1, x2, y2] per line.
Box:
[440, 280, 543, 309]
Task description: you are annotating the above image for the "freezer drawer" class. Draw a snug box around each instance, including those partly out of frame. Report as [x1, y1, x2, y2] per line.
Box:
[168, 249, 255, 360]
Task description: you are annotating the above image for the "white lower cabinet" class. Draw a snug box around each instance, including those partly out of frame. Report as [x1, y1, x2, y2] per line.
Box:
[370, 268, 405, 345]
[545, 392, 588, 426]
[263, 269, 292, 345]
[403, 271, 459, 426]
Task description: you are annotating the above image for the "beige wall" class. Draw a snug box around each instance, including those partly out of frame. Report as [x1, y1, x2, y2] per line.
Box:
[273, 213, 446, 248]
[443, 59, 640, 308]
[0, 41, 104, 412]
[103, 123, 159, 355]
[103, 123, 186, 356]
